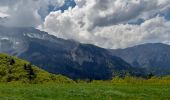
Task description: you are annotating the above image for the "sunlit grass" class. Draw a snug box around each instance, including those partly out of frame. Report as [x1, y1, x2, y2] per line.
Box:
[0, 82, 169, 100]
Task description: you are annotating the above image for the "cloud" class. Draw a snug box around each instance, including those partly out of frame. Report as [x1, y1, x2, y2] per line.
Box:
[0, 0, 64, 27]
[43, 0, 170, 49]
[0, 6, 8, 18]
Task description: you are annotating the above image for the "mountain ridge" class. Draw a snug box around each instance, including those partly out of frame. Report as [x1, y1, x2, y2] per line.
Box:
[0, 26, 145, 80]
[110, 43, 170, 76]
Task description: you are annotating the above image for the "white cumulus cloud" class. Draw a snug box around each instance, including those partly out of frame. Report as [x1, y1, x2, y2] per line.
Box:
[43, 0, 170, 49]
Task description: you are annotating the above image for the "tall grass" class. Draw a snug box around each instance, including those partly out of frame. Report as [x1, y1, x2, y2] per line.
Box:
[89, 76, 170, 85]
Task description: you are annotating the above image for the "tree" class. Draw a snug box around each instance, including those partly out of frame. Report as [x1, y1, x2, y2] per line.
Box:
[147, 72, 154, 79]
[23, 63, 36, 81]
[9, 58, 15, 65]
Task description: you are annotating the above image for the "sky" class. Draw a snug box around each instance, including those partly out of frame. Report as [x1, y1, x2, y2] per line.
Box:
[0, 0, 170, 49]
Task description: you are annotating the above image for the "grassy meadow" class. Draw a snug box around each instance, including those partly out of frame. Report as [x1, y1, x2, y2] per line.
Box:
[0, 77, 170, 100]
[0, 53, 170, 100]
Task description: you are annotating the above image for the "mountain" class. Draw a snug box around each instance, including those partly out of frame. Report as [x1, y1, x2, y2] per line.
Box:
[0, 53, 73, 83]
[110, 43, 170, 76]
[0, 26, 144, 80]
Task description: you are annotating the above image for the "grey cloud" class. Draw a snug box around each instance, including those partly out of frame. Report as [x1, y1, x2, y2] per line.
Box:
[0, 0, 64, 27]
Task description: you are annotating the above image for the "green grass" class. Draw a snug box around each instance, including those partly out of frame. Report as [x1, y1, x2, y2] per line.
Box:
[0, 83, 169, 100]
[0, 54, 170, 100]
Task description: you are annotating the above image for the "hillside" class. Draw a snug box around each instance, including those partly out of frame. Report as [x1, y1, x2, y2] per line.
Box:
[110, 43, 170, 76]
[0, 53, 74, 83]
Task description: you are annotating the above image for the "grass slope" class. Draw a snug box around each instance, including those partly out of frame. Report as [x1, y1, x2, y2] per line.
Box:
[0, 53, 74, 83]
